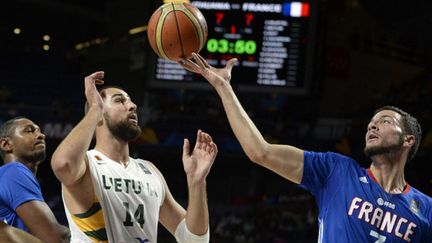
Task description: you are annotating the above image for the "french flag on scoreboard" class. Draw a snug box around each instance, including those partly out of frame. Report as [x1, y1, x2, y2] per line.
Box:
[283, 2, 310, 17]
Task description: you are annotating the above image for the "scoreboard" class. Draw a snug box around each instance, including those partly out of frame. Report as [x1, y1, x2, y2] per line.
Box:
[149, 0, 318, 94]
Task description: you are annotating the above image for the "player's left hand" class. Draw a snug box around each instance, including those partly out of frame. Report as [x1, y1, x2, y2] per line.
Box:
[182, 130, 218, 184]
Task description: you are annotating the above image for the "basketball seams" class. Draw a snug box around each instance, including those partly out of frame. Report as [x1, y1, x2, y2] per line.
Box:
[155, 4, 172, 60]
[171, 3, 186, 59]
[179, 4, 205, 50]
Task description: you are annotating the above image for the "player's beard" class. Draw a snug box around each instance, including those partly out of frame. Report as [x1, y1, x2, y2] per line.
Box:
[104, 112, 141, 142]
[363, 134, 404, 158]
[21, 149, 46, 164]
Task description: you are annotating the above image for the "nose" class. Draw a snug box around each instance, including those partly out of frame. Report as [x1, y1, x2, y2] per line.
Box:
[37, 131, 45, 140]
[128, 101, 137, 112]
[367, 121, 378, 131]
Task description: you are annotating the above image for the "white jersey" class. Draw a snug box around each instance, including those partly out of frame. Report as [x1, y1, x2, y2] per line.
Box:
[64, 149, 165, 243]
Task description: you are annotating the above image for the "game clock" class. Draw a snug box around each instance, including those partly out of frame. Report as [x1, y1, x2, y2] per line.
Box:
[206, 39, 257, 55]
[149, 0, 318, 94]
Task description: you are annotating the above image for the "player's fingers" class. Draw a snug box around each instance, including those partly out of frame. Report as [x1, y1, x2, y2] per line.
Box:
[95, 79, 105, 85]
[210, 142, 218, 156]
[85, 71, 105, 81]
[180, 59, 201, 70]
[85, 71, 105, 90]
[182, 138, 190, 160]
[206, 133, 213, 143]
[195, 129, 203, 150]
[178, 60, 199, 73]
[192, 53, 207, 69]
[226, 58, 238, 71]
[195, 53, 211, 69]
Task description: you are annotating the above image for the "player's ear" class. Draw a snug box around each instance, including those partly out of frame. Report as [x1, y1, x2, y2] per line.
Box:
[403, 134, 415, 147]
[0, 137, 13, 154]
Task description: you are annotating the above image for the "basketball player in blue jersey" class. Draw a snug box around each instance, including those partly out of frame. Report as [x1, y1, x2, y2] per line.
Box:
[0, 117, 70, 242]
[51, 71, 216, 242]
[179, 53, 432, 242]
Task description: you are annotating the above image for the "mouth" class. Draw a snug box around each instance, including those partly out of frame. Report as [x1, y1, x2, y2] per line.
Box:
[128, 113, 138, 124]
[35, 141, 46, 147]
[367, 133, 379, 142]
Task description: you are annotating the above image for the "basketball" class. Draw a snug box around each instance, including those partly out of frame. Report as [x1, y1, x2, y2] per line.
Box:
[147, 2, 208, 61]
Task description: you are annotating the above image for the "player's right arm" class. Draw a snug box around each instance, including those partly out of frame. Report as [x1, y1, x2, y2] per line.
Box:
[0, 221, 44, 243]
[180, 54, 304, 184]
[15, 201, 70, 243]
[51, 71, 104, 186]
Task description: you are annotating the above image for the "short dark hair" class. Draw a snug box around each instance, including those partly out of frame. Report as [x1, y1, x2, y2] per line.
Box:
[0, 117, 28, 160]
[374, 106, 422, 161]
[84, 85, 125, 114]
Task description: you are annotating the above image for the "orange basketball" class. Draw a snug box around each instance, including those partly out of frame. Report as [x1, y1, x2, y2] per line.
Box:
[147, 2, 208, 61]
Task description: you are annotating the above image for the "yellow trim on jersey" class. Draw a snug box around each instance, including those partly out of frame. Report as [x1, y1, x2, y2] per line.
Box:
[71, 201, 108, 243]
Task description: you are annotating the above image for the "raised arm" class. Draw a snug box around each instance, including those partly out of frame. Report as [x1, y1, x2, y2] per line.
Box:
[179, 54, 304, 184]
[51, 71, 105, 186]
[16, 200, 70, 243]
[158, 130, 217, 242]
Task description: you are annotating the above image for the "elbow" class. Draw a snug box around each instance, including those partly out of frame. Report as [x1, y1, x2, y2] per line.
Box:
[245, 143, 269, 165]
[50, 155, 69, 177]
[50, 154, 81, 186]
[53, 226, 71, 243]
[41, 225, 71, 243]
[60, 227, 71, 243]
[247, 151, 267, 165]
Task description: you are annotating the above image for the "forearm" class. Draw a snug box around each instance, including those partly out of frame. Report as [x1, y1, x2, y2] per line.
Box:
[33, 225, 70, 243]
[215, 83, 268, 162]
[185, 178, 209, 235]
[51, 106, 102, 185]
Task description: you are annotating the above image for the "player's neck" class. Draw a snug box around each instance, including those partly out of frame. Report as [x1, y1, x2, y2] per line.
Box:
[95, 134, 130, 166]
[369, 161, 406, 194]
[5, 155, 39, 175]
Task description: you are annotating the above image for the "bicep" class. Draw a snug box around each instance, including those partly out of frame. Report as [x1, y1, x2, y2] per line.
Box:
[262, 144, 304, 184]
[15, 200, 64, 241]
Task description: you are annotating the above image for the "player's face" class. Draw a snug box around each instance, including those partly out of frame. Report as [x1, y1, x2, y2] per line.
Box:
[364, 110, 405, 158]
[102, 88, 141, 142]
[9, 119, 46, 163]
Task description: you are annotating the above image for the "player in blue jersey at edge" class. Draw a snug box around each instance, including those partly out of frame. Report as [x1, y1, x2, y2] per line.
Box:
[0, 117, 70, 242]
[179, 53, 432, 242]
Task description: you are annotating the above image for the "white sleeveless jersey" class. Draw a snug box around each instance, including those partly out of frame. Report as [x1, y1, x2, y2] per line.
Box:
[64, 149, 165, 243]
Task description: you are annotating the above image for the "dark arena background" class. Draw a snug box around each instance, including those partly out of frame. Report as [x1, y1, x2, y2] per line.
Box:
[1, 0, 432, 242]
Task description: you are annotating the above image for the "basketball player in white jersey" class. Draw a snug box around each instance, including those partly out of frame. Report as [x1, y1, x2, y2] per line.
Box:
[51, 71, 216, 243]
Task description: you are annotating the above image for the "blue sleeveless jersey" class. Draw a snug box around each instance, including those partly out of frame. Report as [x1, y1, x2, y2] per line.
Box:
[301, 151, 432, 242]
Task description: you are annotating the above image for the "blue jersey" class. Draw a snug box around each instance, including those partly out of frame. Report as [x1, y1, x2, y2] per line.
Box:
[301, 151, 432, 243]
[0, 162, 44, 232]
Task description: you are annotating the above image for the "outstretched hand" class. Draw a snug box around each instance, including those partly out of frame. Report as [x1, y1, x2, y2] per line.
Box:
[179, 53, 237, 89]
[84, 71, 105, 111]
[182, 130, 218, 184]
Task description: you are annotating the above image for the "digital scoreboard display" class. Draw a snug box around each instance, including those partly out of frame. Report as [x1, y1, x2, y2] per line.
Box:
[149, 0, 318, 94]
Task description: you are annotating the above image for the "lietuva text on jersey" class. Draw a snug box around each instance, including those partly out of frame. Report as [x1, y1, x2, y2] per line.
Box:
[102, 175, 159, 197]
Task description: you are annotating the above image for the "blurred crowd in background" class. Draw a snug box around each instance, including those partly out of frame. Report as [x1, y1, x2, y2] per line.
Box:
[1, 0, 432, 242]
